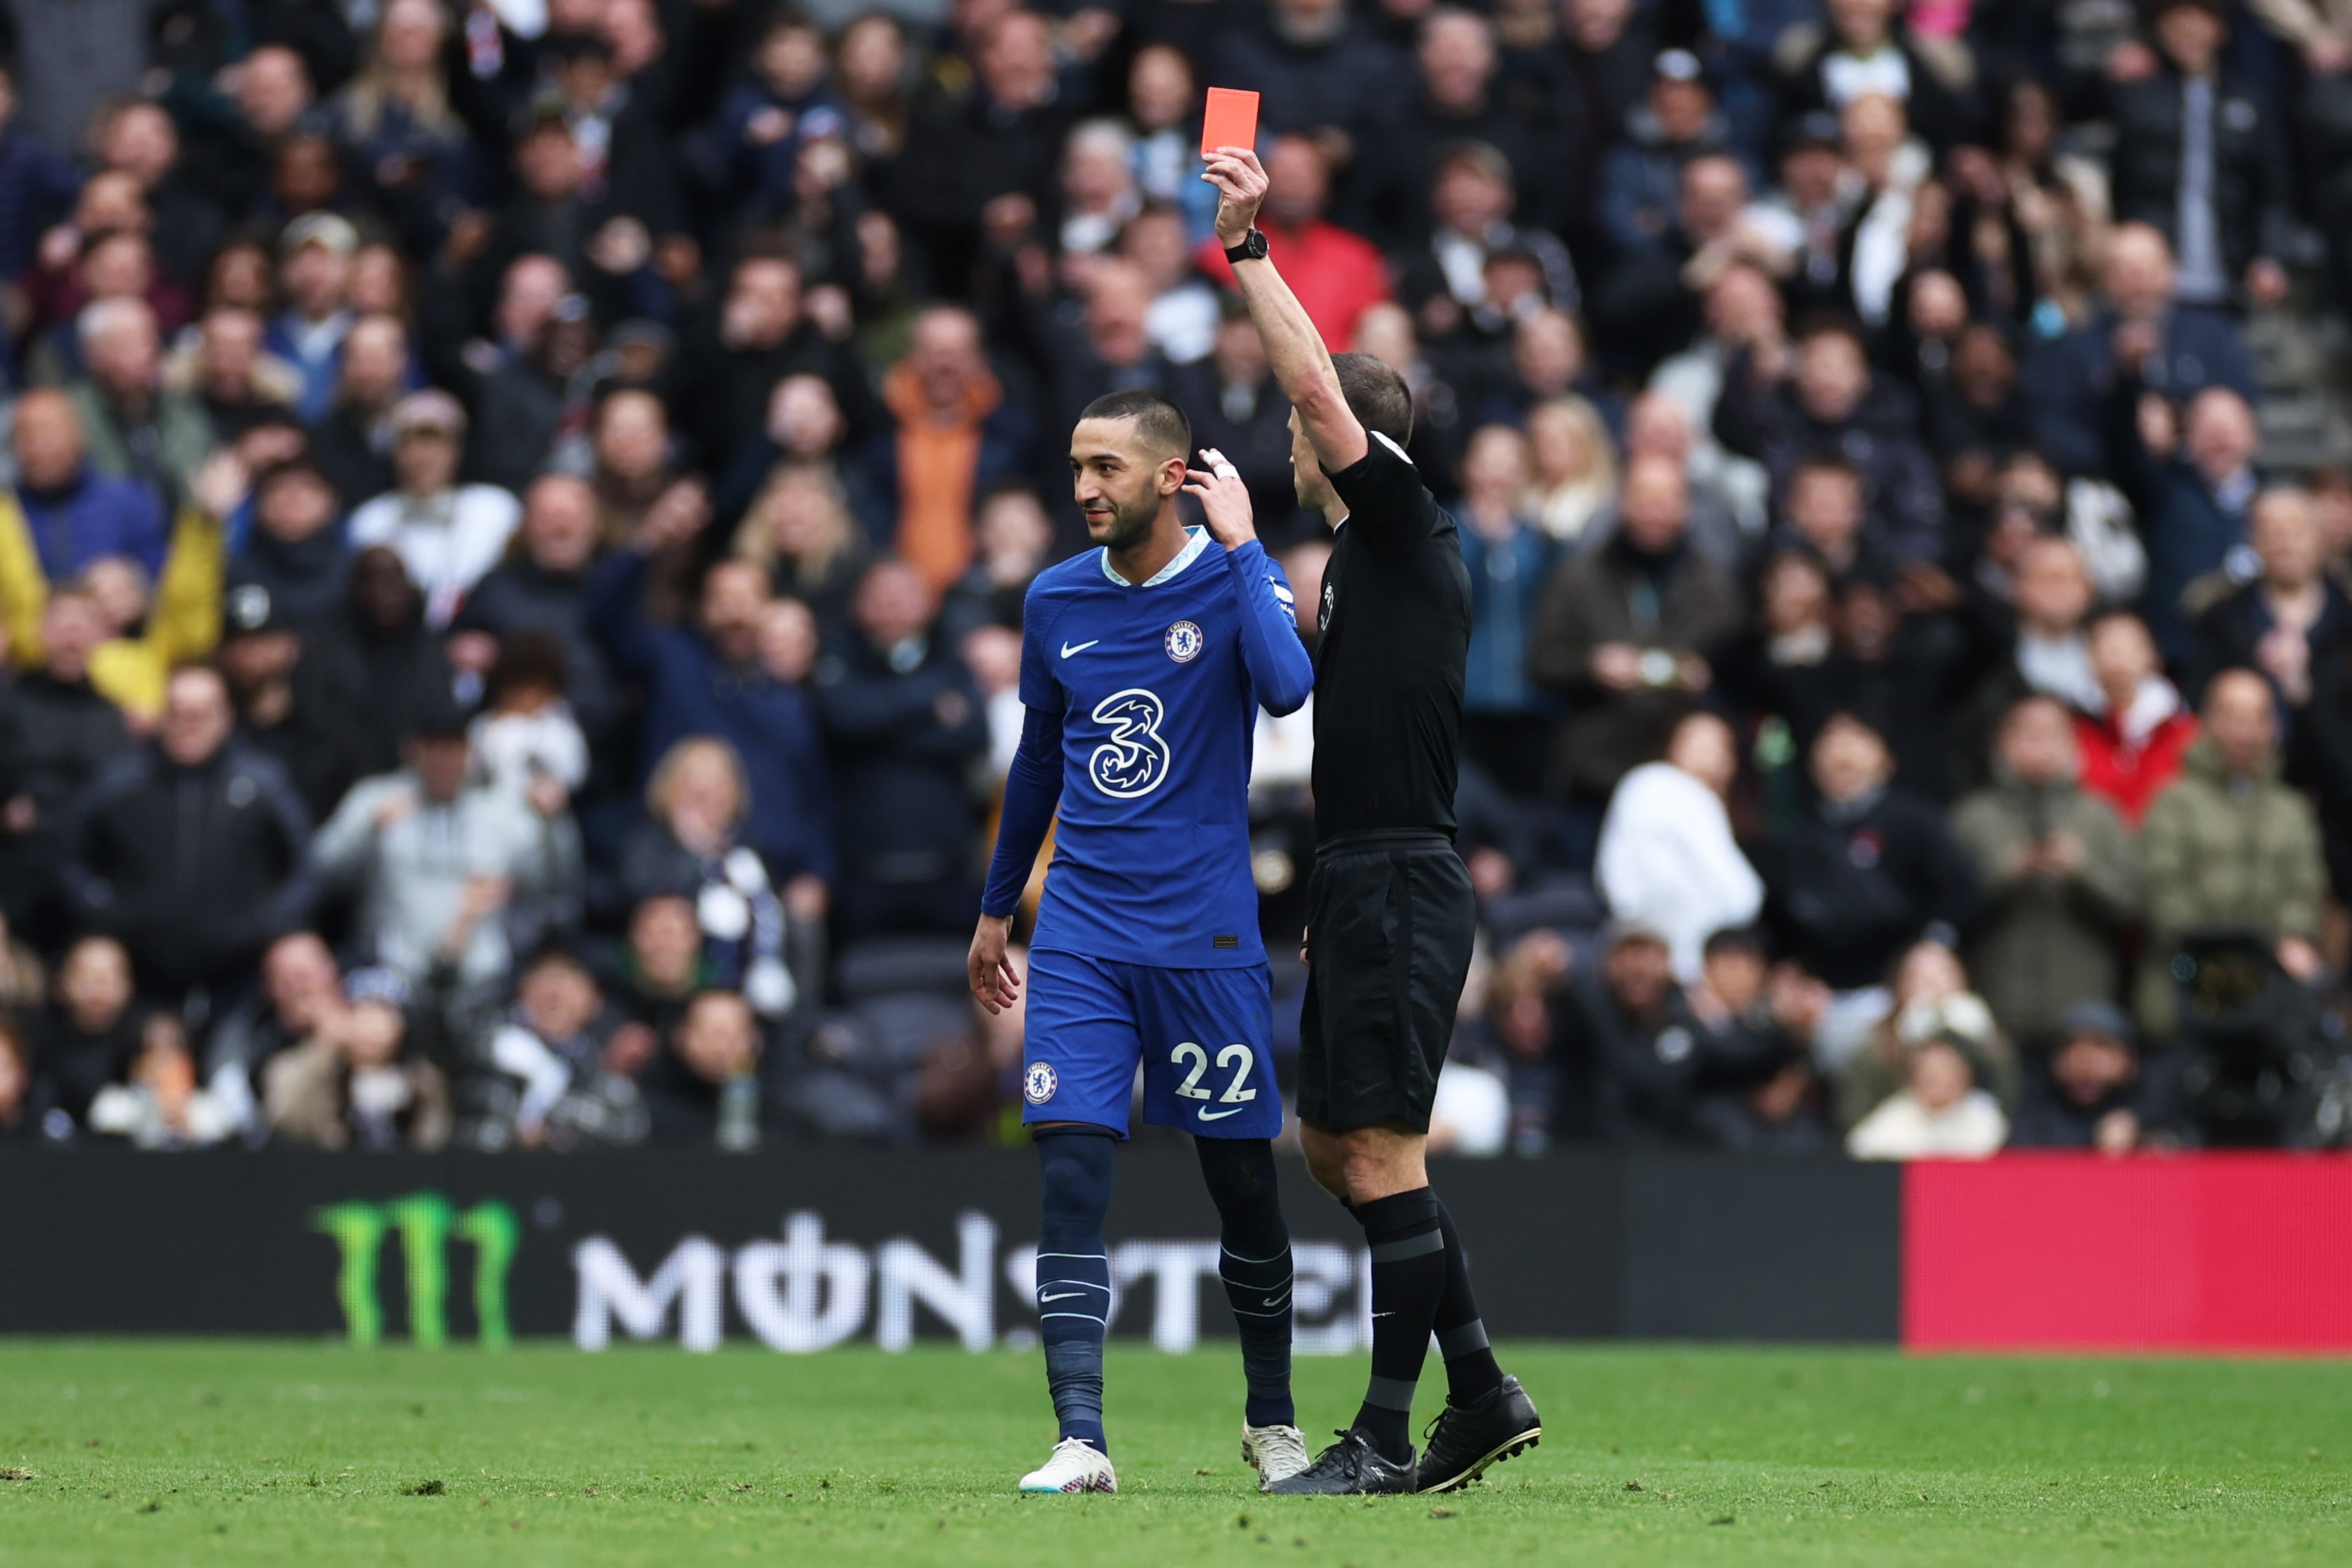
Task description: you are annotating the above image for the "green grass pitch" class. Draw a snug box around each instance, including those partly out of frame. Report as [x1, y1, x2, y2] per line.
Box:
[1, 1341, 2348, 1567]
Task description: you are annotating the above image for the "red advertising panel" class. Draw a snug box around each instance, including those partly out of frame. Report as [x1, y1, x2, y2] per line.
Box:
[1904, 1155, 2352, 1351]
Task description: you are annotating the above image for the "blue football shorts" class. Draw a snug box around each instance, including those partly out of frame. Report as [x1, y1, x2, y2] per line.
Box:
[1019, 948, 1280, 1140]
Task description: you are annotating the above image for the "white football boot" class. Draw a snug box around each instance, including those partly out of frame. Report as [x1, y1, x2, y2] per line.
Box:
[1241, 1422, 1310, 1489]
[1018, 1437, 1118, 1494]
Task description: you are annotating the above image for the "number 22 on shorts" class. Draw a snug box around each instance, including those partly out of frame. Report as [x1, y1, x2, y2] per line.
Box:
[1171, 1041, 1257, 1104]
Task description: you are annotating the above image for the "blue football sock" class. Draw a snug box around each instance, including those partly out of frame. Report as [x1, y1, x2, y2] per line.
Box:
[1196, 1137, 1295, 1428]
[1035, 1127, 1117, 1452]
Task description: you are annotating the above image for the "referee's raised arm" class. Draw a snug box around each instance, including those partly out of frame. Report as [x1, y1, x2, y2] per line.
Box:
[1201, 147, 1369, 476]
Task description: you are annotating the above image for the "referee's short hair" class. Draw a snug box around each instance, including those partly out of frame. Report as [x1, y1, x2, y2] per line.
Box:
[1331, 351, 1414, 446]
[1079, 388, 1191, 463]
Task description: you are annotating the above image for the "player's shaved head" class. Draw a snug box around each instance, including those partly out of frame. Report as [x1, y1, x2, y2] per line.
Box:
[1078, 388, 1191, 464]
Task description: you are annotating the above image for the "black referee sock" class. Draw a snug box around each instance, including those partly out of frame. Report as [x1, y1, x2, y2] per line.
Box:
[1350, 1187, 1446, 1463]
[1431, 1196, 1505, 1406]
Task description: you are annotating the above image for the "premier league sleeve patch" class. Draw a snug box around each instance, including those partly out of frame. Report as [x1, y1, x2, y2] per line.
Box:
[1023, 1062, 1059, 1105]
[1164, 620, 1203, 662]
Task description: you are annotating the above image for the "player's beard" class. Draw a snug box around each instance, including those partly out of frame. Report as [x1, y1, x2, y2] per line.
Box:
[1087, 489, 1159, 554]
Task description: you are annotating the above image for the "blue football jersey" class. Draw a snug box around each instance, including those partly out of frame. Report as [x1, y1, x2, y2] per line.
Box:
[1000, 528, 1312, 969]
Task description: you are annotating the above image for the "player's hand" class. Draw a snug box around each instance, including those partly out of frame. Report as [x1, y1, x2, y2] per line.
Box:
[1182, 447, 1257, 549]
[1203, 146, 1269, 247]
[969, 914, 1022, 1014]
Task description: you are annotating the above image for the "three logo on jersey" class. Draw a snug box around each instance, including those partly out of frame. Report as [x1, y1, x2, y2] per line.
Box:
[1069, 622, 1203, 801]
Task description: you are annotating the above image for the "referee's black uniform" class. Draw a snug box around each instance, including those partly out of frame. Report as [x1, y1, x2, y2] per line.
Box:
[1297, 430, 1476, 1133]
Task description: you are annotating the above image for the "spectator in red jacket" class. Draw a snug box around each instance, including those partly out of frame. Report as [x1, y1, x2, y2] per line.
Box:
[1194, 134, 1389, 349]
[2074, 610, 2198, 827]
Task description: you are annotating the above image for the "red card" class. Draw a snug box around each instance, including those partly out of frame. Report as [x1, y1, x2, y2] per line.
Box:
[1199, 87, 1260, 159]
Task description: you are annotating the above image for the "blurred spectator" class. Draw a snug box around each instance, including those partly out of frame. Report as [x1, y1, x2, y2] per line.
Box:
[200, 930, 344, 1136]
[1561, 919, 1778, 1145]
[1779, 0, 1978, 154]
[1844, 1031, 2008, 1159]
[61, 666, 315, 1003]
[872, 305, 1035, 593]
[0, 907, 42, 1016]
[635, 988, 764, 1148]
[2104, 364, 2263, 668]
[0, 61, 81, 282]
[2010, 1001, 2160, 1153]
[226, 457, 350, 629]
[1400, 139, 1577, 342]
[306, 312, 409, 511]
[2075, 611, 2198, 827]
[2137, 669, 2325, 1033]
[1716, 316, 1943, 562]
[1456, 423, 1561, 793]
[265, 213, 357, 423]
[2189, 488, 2348, 712]
[733, 463, 875, 639]
[312, 697, 579, 992]
[309, 546, 457, 778]
[69, 297, 214, 514]
[591, 534, 835, 887]
[0, 1013, 41, 1142]
[1760, 713, 1980, 1003]
[1686, 928, 1834, 1153]
[468, 631, 590, 807]
[619, 736, 809, 1020]
[2029, 224, 2256, 479]
[451, 474, 615, 743]
[1173, 309, 1301, 540]
[347, 390, 524, 628]
[0, 589, 134, 920]
[1213, 0, 1408, 155]
[263, 966, 453, 1151]
[1595, 712, 1763, 982]
[2105, 0, 2291, 312]
[30, 937, 146, 1132]
[475, 946, 648, 1152]
[8, 387, 168, 585]
[1532, 453, 1744, 806]
[1595, 50, 1734, 262]
[1194, 134, 1391, 350]
[816, 558, 987, 939]
[605, 892, 708, 1039]
[217, 581, 369, 823]
[1950, 696, 2142, 1036]
[85, 1011, 234, 1148]
[1522, 395, 1619, 546]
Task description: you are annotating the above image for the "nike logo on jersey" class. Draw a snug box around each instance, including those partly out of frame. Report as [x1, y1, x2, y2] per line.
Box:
[1197, 1106, 1246, 1121]
[1060, 639, 1102, 658]
[1039, 1291, 1092, 1303]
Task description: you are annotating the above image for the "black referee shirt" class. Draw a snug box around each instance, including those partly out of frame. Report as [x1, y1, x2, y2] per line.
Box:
[1310, 431, 1472, 840]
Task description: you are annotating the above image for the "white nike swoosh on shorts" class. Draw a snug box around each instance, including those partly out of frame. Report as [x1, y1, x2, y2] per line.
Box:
[1197, 1106, 1246, 1121]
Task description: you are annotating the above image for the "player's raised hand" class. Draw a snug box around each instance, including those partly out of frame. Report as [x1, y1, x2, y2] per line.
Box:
[968, 912, 1023, 1015]
[1202, 146, 1269, 245]
[1182, 447, 1258, 550]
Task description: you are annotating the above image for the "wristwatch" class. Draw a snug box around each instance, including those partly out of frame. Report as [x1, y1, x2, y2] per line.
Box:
[1224, 227, 1269, 265]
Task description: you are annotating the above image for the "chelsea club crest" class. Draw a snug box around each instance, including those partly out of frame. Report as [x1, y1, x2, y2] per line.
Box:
[1024, 1062, 1058, 1105]
[1164, 620, 1203, 662]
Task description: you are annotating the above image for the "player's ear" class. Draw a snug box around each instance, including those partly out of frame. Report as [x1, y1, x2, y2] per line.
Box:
[1157, 453, 1188, 496]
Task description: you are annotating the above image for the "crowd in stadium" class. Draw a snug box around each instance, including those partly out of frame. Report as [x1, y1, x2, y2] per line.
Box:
[5, 0, 2352, 1157]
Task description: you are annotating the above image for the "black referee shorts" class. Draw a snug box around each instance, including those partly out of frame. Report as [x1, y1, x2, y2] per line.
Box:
[1296, 831, 1476, 1134]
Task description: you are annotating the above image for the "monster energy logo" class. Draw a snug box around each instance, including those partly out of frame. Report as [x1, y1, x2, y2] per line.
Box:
[313, 1193, 520, 1347]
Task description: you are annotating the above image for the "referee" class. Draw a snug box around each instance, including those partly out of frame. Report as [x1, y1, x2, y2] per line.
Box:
[1203, 146, 1541, 1496]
